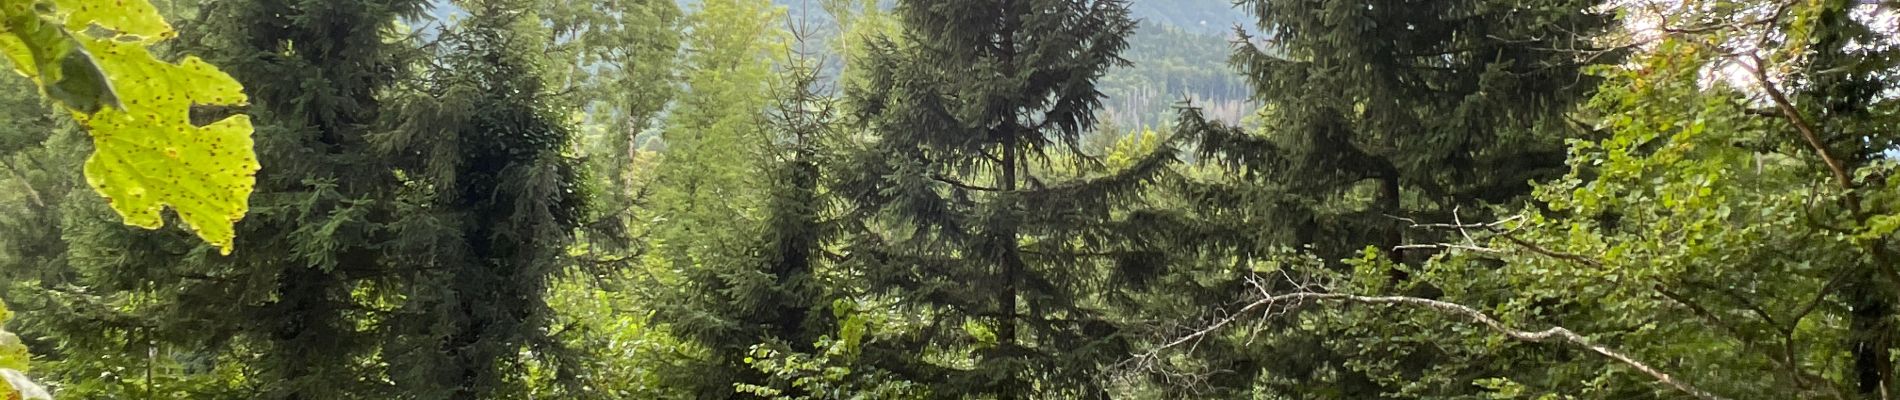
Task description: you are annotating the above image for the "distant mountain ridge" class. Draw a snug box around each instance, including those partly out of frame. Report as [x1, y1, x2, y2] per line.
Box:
[1128, 0, 1250, 35]
[422, 0, 1255, 129]
[707, 0, 1252, 34]
[427, 1, 1250, 36]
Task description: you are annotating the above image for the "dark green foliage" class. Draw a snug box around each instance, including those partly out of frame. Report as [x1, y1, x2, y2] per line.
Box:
[375, 0, 589, 397]
[1788, 1, 1900, 395]
[1157, 0, 1624, 396]
[0, 71, 71, 297]
[2, 0, 591, 397]
[10, 1, 1899, 399]
[837, 0, 1151, 397]
[658, 57, 842, 398]
[1223, 0, 1620, 260]
[623, 0, 804, 395]
[186, 3, 429, 397]
[5, 0, 431, 398]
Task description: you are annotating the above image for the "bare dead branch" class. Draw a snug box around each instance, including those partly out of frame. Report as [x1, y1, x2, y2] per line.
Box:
[1135, 289, 1728, 400]
[1389, 213, 1525, 231]
[1741, 53, 1853, 190]
[1393, 243, 1502, 253]
[0, 159, 44, 208]
[1453, 206, 1477, 245]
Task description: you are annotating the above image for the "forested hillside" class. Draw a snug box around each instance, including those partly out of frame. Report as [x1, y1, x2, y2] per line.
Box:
[1128, 0, 1250, 34]
[2, 0, 1899, 399]
[691, 0, 1255, 129]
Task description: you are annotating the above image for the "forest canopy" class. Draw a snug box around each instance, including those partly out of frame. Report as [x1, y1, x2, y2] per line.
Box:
[1, 0, 1898, 399]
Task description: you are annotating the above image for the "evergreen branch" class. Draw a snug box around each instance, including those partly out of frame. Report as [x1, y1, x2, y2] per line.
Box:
[1135, 289, 1728, 400]
[0, 159, 43, 208]
[1020, 143, 1177, 205]
[932, 174, 1001, 192]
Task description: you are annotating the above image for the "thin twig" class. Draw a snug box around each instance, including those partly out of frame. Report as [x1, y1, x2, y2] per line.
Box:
[1137, 290, 1728, 400]
[1394, 243, 1502, 253]
[1741, 53, 1853, 190]
[0, 159, 44, 208]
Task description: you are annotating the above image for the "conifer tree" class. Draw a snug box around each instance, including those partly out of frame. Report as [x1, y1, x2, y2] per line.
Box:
[838, 0, 1145, 397]
[1162, 0, 1622, 396]
[636, 0, 803, 394]
[8, 0, 431, 398]
[1197, 0, 1619, 260]
[374, 0, 589, 397]
[0, 72, 72, 300]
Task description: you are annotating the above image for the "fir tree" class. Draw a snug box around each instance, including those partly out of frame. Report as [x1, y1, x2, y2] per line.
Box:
[0, 72, 72, 301]
[1180, 0, 1620, 262]
[1164, 0, 1622, 396]
[374, 0, 590, 397]
[8, 0, 432, 398]
[837, 0, 1144, 397]
[638, 0, 805, 394]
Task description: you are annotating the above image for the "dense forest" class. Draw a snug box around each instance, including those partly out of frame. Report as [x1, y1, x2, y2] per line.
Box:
[0, 0, 1897, 399]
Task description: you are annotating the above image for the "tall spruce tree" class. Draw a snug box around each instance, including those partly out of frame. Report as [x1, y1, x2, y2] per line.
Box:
[0, 64, 102, 397]
[0, 72, 72, 303]
[838, 0, 1144, 397]
[8, 0, 431, 398]
[1197, 0, 1619, 261]
[374, 0, 589, 397]
[1161, 0, 1622, 396]
[637, 0, 790, 393]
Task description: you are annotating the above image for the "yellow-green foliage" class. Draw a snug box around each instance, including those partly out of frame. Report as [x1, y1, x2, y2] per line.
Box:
[0, 0, 256, 254]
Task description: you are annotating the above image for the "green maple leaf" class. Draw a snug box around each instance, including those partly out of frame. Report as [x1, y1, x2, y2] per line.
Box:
[0, 0, 257, 254]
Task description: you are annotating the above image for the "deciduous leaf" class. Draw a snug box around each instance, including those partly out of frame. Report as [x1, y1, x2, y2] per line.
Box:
[50, 0, 169, 40]
[74, 38, 256, 254]
[0, 0, 257, 254]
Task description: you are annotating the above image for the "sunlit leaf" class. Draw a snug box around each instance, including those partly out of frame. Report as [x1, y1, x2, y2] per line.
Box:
[0, 0, 257, 253]
[74, 38, 256, 254]
[50, 0, 170, 40]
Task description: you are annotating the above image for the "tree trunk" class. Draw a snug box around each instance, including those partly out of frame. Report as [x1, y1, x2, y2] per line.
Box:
[1852, 251, 1894, 398]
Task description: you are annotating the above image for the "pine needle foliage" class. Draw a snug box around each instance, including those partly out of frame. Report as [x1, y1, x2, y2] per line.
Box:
[835, 0, 1153, 397]
[15, 0, 430, 398]
[1159, 0, 1625, 396]
[375, 0, 590, 397]
[1205, 0, 1622, 260]
[635, 0, 804, 395]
